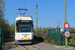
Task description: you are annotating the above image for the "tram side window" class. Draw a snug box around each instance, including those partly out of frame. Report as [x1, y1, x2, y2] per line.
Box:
[16, 23, 19, 32]
[32, 24, 34, 30]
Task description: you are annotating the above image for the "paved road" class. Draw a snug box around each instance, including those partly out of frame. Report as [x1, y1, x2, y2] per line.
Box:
[6, 36, 74, 50]
[7, 41, 74, 50]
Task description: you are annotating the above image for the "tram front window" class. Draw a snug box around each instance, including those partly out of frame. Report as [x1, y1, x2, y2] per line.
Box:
[19, 23, 32, 32]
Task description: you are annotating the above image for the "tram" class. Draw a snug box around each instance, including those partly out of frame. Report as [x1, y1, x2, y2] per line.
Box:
[15, 15, 34, 44]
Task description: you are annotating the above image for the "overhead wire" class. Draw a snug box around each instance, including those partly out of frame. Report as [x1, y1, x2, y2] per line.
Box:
[27, 8, 36, 11]
[23, 0, 36, 11]
[23, 0, 27, 8]
[22, 0, 36, 14]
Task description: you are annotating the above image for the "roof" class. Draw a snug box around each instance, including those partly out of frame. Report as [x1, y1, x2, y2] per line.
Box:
[17, 15, 31, 17]
[16, 15, 32, 20]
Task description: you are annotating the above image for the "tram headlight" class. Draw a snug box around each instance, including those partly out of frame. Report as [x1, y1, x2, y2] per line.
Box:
[22, 38, 23, 39]
[28, 38, 29, 39]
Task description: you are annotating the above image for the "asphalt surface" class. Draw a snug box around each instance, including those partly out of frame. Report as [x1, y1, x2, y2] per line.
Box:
[6, 36, 74, 50]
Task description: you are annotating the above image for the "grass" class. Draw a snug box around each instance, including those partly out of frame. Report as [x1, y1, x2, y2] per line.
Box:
[44, 40, 57, 45]
[61, 45, 75, 49]
[44, 40, 75, 49]
[1, 48, 6, 50]
[34, 32, 75, 49]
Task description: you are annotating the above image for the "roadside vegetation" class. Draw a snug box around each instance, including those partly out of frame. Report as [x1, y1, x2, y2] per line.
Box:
[0, 0, 15, 31]
[0, 0, 15, 50]
[0, 0, 15, 42]
[34, 27, 75, 47]
[34, 31, 56, 45]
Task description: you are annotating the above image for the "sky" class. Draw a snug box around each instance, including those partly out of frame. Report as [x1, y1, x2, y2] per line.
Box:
[4, 0, 75, 28]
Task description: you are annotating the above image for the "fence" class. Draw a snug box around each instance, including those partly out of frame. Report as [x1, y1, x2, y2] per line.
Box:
[47, 28, 61, 45]
[0, 28, 3, 49]
[0, 28, 14, 49]
[4, 31, 14, 41]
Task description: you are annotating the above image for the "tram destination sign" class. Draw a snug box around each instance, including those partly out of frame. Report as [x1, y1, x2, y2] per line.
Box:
[21, 20, 29, 22]
[16, 20, 33, 23]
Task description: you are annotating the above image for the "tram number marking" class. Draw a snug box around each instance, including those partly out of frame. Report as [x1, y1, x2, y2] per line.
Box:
[24, 35, 28, 40]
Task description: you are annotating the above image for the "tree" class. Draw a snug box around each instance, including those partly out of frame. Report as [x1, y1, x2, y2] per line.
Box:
[69, 27, 75, 31]
[10, 21, 15, 31]
[0, 0, 5, 28]
[0, 0, 14, 31]
[0, 0, 5, 18]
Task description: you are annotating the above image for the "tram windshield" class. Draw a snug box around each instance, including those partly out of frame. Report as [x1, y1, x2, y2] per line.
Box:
[19, 23, 31, 32]
[16, 20, 33, 32]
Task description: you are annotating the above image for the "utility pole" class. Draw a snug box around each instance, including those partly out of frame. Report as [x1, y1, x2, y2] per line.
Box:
[36, 5, 38, 36]
[64, 0, 68, 47]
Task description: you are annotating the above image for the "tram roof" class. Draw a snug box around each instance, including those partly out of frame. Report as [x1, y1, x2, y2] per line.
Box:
[16, 15, 32, 20]
[17, 15, 32, 17]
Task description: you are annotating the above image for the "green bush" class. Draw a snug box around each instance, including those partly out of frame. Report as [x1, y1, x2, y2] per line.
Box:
[35, 32, 75, 47]
[67, 34, 75, 47]
[61, 34, 65, 45]
[41, 34, 47, 40]
[47, 37, 52, 42]
[69, 42, 75, 47]
[61, 41, 65, 45]
[61, 34, 75, 46]
[50, 40, 56, 44]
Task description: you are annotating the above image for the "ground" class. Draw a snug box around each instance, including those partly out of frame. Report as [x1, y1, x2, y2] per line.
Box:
[3, 35, 74, 50]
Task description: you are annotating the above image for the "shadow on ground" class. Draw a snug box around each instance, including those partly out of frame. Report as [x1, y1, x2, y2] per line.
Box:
[5, 35, 44, 50]
[19, 36, 44, 46]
